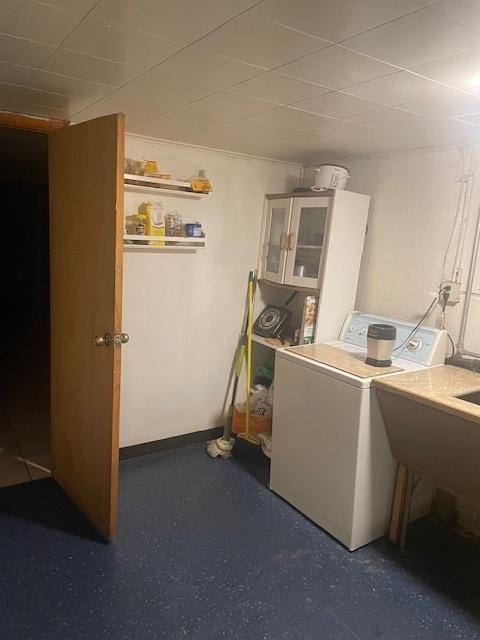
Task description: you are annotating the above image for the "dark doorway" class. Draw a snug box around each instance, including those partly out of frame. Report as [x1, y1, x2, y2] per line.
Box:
[0, 126, 50, 486]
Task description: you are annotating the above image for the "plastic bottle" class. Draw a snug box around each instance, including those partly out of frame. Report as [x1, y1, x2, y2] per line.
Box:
[189, 169, 212, 194]
[148, 202, 166, 246]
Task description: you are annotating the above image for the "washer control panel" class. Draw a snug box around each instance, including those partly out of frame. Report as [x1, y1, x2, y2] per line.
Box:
[340, 312, 447, 365]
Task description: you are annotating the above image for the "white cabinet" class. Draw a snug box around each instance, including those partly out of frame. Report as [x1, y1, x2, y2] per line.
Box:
[285, 196, 329, 288]
[261, 194, 334, 288]
[258, 189, 370, 342]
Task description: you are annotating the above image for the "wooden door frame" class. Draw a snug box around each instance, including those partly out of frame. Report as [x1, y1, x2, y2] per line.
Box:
[0, 110, 68, 133]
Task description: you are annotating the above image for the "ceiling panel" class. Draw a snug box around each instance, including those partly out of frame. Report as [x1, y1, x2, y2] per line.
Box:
[4, 99, 69, 120]
[0, 0, 82, 45]
[130, 91, 278, 139]
[4, 0, 480, 164]
[401, 92, 480, 118]
[0, 33, 55, 67]
[432, 0, 480, 32]
[293, 91, 384, 118]
[42, 49, 141, 86]
[344, 71, 455, 106]
[62, 17, 184, 69]
[90, 0, 260, 44]
[73, 47, 264, 123]
[231, 72, 330, 105]
[27, 70, 113, 114]
[346, 106, 432, 131]
[251, 0, 423, 43]
[30, 0, 98, 10]
[179, 118, 332, 163]
[194, 16, 329, 70]
[277, 46, 397, 90]
[412, 50, 480, 94]
[0, 82, 70, 110]
[72, 89, 157, 125]
[343, 8, 480, 68]
[456, 113, 480, 126]
[0, 61, 36, 86]
[252, 107, 378, 141]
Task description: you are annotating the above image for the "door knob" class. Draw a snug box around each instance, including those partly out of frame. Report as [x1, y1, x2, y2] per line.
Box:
[113, 332, 130, 347]
[94, 333, 112, 347]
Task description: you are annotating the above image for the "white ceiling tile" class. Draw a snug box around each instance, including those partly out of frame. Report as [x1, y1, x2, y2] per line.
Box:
[131, 92, 278, 139]
[277, 46, 396, 90]
[293, 91, 384, 117]
[0, 33, 55, 67]
[179, 119, 326, 162]
[0, 82, 70, 110]
[30, 0, 97, 10]
[5, 99, 69, 120]
[413, 49, 480, 94]
[91, 0, 260, 43]
[112, 47, 263, 122]
[62, 17, 184, 69]
[346, 107, 438, 143]
[231, 72, 330, 105]
[252, 107, 377, 141]
[344, 71, 455, 106]
[0, 0, 82, 45]
[43, 49, 141, 86]
[71, 88, 156, 124]
[252, 0, 423, 43]
[194, 16, 329, 70]
[343, 8, 480, 68]
[432, 0, 480, 32]
[26, 70, 113, 114]
[455, 112, 480, 125]
[401, 92, 480, 117]
[0, 61, 36, 85]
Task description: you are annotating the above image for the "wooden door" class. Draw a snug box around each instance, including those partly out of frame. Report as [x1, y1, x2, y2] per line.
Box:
[49, 114, 125, 540]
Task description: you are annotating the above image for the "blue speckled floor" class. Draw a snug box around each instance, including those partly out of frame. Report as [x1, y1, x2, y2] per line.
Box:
[1, 443, 480, 640]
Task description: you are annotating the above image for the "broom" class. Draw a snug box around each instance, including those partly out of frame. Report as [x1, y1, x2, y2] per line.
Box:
[206, 271, 256, 458]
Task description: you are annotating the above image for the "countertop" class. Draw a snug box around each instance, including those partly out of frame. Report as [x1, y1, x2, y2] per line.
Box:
[373, 365, 480, 424]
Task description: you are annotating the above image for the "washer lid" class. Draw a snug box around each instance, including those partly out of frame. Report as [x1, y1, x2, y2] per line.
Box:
[276, 341, 426, 389]
[285, 344, 403, 379]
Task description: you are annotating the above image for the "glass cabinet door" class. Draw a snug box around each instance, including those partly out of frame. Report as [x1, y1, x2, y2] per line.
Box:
[262, 198, 292, 283]
[285, 197, 330, 287]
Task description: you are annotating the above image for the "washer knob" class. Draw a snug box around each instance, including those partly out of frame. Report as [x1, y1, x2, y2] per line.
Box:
[407, 338, 422, 351]
[349, 325, 356, 332]
[359, 327, 367, 335]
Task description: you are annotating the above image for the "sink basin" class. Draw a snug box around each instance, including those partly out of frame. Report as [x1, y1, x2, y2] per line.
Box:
[375, 388, 480, 505]
[457, 390, 480, 406]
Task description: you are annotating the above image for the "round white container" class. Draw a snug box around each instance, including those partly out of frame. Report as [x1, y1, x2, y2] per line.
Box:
[312, 164, 350, 191]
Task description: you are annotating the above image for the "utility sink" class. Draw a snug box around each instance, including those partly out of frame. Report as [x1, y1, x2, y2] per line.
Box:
[373, 369, 480, 506]
[456, 390, 480, 406]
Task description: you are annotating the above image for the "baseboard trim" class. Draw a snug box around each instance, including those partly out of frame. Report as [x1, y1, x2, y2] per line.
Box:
[120, 426, 224, 460]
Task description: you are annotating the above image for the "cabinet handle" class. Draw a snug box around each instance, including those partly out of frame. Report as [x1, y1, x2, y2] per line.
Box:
[287, 232, 295, 250]
[279, 232, 287, 250]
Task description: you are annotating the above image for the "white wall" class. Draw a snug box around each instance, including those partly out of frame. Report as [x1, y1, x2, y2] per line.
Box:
[120, 135, 301, 447]
[305, 147, 480, 352]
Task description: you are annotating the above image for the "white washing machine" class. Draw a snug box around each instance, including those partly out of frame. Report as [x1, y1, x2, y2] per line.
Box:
[270, 312, 447, 551]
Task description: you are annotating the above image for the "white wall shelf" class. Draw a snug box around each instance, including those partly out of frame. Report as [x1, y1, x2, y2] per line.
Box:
[124, 173, 209, 199]
[124, 234, 206, 251]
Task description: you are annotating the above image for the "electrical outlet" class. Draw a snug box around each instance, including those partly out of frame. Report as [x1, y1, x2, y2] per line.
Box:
[441, 281, 461, 304]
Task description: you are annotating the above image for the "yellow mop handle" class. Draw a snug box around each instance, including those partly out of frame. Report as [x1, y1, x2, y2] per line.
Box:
[245, 276, 253, 437]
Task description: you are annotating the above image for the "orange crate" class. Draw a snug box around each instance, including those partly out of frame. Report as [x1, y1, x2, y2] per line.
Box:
[232, 408, 272, 435]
